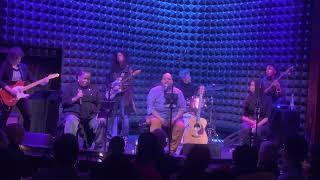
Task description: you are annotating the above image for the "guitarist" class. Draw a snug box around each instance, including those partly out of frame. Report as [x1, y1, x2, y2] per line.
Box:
[147, 73, 186, 153]
[261, 63, 284, 106]
[106, 51, 135, 141]
[0, 47, 49, 130]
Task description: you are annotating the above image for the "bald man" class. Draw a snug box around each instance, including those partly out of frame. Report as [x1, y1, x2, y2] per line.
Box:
[146, 73, 186, 153]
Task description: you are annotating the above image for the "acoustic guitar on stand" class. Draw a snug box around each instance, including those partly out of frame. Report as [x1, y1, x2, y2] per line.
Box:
[183, 85, 208, 144]
[0, 73, 59, 107]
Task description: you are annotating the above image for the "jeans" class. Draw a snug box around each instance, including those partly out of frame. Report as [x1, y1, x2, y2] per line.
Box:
[108, 95, 129, 137]
[0, 98, 32, 131]
[64, 113, 106, 150]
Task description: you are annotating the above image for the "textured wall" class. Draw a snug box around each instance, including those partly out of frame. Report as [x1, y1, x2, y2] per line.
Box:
[0, 0, 311, 135]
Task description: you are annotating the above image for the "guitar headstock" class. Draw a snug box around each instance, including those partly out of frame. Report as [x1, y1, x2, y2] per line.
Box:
[283, 66, 294, 76]
[132, 70, 141, 76]
[47, 73, 60, 79]
[198, 85, 205, 96]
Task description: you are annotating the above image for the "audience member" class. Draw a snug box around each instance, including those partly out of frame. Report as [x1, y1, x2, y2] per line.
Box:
[258, 141, 279, 176]
[152, 128, 178, 180]
[309, 144, 320, 180]
[33, 133, 82, 180]
[135, 132, 162, 180]
[5, 123, 29, 179]
[178, 145, 211, 180]
[97, 136, 139, 180]
[0, 128, 17, 180]
[232, 145, 258, 176]
[278, 135, 308, 180]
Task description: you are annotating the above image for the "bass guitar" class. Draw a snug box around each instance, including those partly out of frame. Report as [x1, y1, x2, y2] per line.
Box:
[0, 73, 60, 107]
[264, 66, 294, 93]
[183, 85, 208, 144]
[106, 69, 141, 100]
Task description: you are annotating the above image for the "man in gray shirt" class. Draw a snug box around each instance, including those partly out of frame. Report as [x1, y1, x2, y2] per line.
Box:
[147, 73, 186, 153]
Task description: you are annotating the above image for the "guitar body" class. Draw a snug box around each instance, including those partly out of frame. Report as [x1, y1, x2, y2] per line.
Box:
[183, 116, 208, 144]
[106, 70, 141, 100]
[0, 81, 28, 107]
[108, 79, 122, 100]
[0, 73, 59, 107]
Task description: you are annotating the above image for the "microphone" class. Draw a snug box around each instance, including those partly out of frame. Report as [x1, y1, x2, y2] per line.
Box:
[164, 84, 169, 93]
[78, 89, 82, 104]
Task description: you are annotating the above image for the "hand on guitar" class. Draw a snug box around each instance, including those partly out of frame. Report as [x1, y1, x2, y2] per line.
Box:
[272, 80, 281, 93]
[5, 86, 23, 97]
[6, 87, 18, 97]
[112, 85, 121, 91]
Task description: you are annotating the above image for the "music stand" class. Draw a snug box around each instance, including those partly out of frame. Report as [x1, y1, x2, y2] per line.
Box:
[164, 86, 178, 154]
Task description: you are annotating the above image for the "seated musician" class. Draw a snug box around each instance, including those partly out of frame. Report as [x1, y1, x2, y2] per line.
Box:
[146, 73, 186, 153]
[61, 70, 106, 150]
[242, 80, 271, 143]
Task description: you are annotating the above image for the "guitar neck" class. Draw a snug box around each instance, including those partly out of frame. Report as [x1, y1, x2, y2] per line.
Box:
[196, 95, 203, 121]
[22, 78, 47, 91]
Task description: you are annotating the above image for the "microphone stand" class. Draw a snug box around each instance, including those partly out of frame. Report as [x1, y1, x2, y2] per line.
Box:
[165, 84, 178, 154]
[253, 80, 262, 147]
[105, 73, 113, 150]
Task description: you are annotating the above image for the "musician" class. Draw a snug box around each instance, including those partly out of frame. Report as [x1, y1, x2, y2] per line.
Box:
[61, 70, 106, 150]
[242, 80, 270, 137]
[0, 47, 49, 131]
[176, 69, 197, 100]
[106, 51, 135, 140]
[147, 73, 186, 153]
[261, 64, 284, 105]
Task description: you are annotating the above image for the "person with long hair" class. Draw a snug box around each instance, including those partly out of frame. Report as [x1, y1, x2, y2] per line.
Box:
[242, 80, 271, 144]
[106, 51, 135, 141]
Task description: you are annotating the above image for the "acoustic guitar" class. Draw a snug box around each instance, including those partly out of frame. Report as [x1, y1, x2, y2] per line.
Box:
[0, 73, 59, 107]
[183, 85, 208, 144]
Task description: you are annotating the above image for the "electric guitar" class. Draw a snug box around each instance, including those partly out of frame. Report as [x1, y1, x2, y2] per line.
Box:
[183, 85, 208, 144]
[106, 69, 141, 100]
[0, 73, 60, 107]
[264, 66, 294, 93]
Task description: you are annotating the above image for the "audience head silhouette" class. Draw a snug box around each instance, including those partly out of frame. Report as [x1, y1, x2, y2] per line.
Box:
[108, 136, 125, 155]
[53, 134, 79, 167]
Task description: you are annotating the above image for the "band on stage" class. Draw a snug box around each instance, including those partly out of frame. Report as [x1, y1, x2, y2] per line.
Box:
[0, 46, 292, 152]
